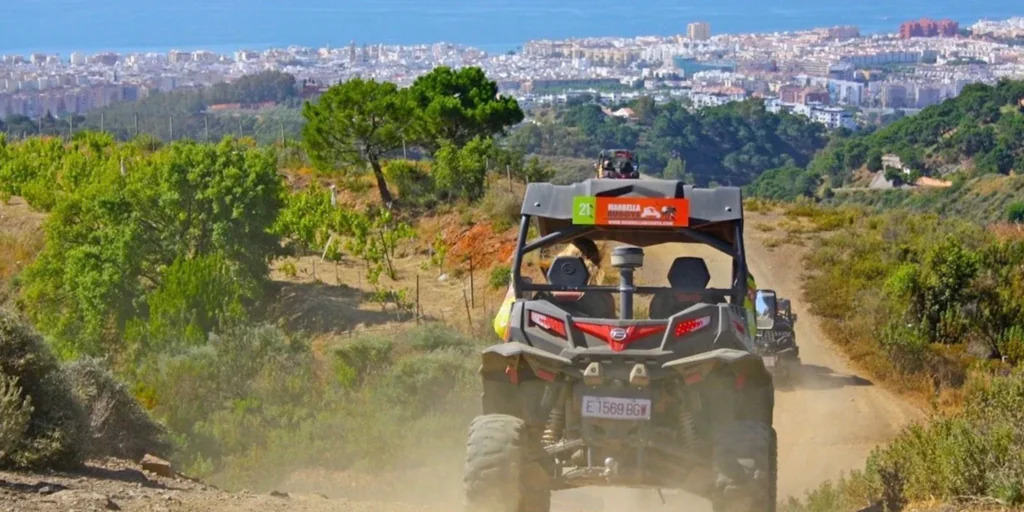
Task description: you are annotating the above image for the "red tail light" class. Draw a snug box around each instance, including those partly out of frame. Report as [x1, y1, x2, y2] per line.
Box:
[573, 323, 666, 352]
[674, 316, 712, 337]
[529, 311, 567, 338]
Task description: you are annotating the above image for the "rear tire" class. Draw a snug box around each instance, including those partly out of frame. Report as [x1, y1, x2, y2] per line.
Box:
[711, 421, 777, 512]
[463, 414, 551, 512]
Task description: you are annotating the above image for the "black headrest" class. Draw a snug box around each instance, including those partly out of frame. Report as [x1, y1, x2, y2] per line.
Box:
[667, 257, 711, 290]
[547, 257, 590, 288]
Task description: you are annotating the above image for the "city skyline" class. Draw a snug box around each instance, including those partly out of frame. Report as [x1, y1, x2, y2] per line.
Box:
[1, 14, 1022, 133]
[0, 17, 983, 61]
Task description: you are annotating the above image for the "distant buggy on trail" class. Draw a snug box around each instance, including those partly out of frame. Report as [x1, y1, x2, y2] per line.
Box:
[753, 291, 801, 385]
[595, 149, 640, 179]
[466, 178, 778, 512]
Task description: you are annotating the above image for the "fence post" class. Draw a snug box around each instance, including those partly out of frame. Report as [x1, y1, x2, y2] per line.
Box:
[416, 274, 421, 325]
[463, 290, 473, 335]
[469, 256, 475, 308]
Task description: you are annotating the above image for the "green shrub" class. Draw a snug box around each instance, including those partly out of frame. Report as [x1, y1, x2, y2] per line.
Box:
[480, 188, 521, 232]
[0, 311, 85, 469]
[63, 358, 170, 460]
[787, 369, 1024, 510]
[334, 336, 395, 387]
[433, 137, 492, 201]
[404, 322, 478, 354]
[0, 373, 33, 461]
[384, 160, 436, 208]
[1008, 201, 1024, 223]
[488, 265, 512, 290]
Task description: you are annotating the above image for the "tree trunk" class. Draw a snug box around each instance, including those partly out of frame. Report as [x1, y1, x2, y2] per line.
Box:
[369, 157, 394, 206]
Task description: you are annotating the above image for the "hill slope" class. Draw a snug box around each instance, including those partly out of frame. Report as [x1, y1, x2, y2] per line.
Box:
[749, 78, 1024, 201]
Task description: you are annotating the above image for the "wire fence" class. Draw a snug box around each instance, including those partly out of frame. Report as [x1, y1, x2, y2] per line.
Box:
[280, 252, 506, 343]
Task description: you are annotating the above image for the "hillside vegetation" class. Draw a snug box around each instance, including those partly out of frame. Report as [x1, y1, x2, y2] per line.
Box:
[824, 173, 1024, 224]
[0, 66, 534, 488]
[750, 78, 1024, 202]
[772, 202, 1024, 510]
[508, 98, 828, 187]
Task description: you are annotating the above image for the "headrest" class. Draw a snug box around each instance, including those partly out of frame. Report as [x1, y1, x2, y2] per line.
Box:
[667, 257, 711, 290]
[547, 256, 590, 288]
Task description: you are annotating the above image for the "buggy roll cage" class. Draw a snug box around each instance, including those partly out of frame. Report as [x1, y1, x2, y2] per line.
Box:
[509, 179, 749, 308]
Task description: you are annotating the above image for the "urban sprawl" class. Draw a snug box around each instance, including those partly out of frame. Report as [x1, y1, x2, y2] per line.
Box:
[3, 16, 1024, 130]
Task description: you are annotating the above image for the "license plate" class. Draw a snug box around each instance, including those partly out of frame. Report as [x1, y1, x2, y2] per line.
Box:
[581, 396, 652, 420]
[763, 356, 776, 367]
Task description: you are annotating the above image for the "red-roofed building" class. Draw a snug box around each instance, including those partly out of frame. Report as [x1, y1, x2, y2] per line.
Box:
[899, 18, 959, 39]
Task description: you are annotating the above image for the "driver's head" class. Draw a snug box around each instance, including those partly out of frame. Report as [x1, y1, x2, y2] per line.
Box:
[553, 237, 605, 284]
[572, 238, 600, 265]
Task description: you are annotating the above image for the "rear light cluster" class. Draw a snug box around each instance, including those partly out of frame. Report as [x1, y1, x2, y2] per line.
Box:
[573, 323, 666, 352]
[525, 311, 713, 351]
[529, 311, 567, 338]
[674, 315, 712, 337]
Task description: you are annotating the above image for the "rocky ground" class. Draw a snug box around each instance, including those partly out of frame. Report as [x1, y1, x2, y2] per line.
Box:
[0, 457, 446, 512]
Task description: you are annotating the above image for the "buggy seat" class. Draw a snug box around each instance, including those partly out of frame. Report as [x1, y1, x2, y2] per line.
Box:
[539, 256, 616, 319]
[648, 257, 712, 319]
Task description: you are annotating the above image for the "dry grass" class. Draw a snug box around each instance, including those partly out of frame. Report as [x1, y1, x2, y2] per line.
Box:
[0, 233, 42, 284]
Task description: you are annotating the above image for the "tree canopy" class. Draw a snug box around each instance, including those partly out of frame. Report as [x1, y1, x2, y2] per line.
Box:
[408, 66, 524, 150]
[301, 78, 415, 205]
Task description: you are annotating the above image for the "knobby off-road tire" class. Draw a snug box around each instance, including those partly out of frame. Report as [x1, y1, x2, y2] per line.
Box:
[463, 414, 551, 512]
[711, 421, 778, 512]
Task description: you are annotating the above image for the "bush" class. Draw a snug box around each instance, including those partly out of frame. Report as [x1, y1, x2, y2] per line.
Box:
[786, 368, 1024, 510]
[0, 373, 33, 461]
[488, 265, 512, 290]
[384, 160, 436, 208]
[480, 188, 521, 232]
[1008, 201, 1024, 223]
[0, 311, 85, 469]
[126, 321, 486, 489]
[432, 137, 492, 201]
[63, 358, 171, 460]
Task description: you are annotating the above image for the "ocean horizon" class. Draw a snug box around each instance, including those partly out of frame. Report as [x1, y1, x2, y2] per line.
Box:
[1, 0, 1020, 57]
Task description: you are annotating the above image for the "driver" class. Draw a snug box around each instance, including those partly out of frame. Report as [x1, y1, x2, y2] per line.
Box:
[621, 160, 634, 177]
[744, 272, 758, 335]
[602, 159, 616, 179]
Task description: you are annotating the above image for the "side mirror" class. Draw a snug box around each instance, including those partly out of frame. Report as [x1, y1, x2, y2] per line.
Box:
[755, 289, 778, 330]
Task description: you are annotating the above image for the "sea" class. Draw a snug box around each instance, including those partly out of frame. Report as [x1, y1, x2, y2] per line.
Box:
[1, 0, 1021, 57]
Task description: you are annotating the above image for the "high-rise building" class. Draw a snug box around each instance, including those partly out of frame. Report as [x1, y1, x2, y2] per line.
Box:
[70, 52, 86, 65]
[899, 18, 959, 39]
[687, 22, 711, 41]
[168, 50, 192, 64]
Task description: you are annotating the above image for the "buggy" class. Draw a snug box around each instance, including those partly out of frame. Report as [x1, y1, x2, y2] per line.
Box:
[466, 179, 778, 512]
[595, 149, 640, 179]
[753, 291, 801, 385]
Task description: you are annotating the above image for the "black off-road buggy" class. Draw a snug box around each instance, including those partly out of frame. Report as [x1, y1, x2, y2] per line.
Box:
[463, 178, 778, 512]
[753, 291, 801, 385]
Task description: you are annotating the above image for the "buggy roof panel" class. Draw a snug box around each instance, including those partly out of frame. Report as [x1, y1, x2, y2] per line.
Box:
[522, 179, 743, 224]
[522, 179, 744, 247]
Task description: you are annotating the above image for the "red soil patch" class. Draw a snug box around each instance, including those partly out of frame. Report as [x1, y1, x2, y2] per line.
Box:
[443, 222, 518, 270]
